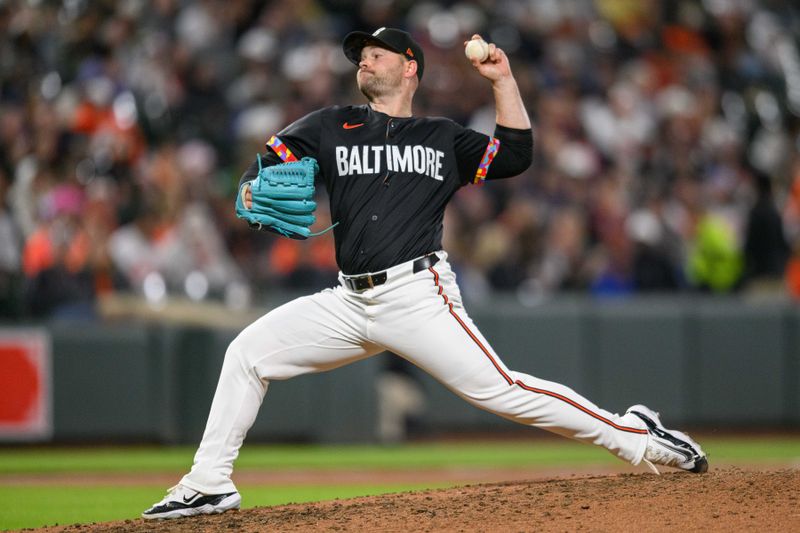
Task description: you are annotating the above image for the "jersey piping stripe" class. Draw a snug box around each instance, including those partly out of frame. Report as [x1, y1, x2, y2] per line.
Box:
[428, 266, 649, 436]
[266, 135, 298, 163]
[473, 137, 500, 185]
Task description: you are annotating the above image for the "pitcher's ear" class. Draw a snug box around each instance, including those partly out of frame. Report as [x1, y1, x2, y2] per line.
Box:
[405, 60, 418, 79]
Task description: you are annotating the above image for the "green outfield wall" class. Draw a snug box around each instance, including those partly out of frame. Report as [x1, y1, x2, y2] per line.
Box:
[1, 295, 797, 444]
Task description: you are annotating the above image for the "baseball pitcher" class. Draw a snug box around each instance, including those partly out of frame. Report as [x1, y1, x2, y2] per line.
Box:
[144, 28, 707, 520]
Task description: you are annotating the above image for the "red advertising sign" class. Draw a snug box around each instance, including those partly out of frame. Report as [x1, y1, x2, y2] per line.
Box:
[0, 329, 51, 440]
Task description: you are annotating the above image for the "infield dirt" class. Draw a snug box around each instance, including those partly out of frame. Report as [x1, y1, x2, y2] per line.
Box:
[38, 468, 799, 532]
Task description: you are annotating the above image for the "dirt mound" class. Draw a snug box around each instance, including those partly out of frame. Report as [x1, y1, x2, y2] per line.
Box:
[43, 468, 799, 532]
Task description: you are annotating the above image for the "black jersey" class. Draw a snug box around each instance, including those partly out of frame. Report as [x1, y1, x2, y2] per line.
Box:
[242, 104, 532, 274]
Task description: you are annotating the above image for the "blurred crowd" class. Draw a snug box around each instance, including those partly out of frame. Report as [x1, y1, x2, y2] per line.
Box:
[1, 0, 800, 320]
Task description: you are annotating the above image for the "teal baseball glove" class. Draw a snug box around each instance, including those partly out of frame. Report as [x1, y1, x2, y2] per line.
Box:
[236, 156, 329, 240]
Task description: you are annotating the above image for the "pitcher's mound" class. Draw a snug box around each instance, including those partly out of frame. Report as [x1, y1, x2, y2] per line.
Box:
[49, 468, 800, 532]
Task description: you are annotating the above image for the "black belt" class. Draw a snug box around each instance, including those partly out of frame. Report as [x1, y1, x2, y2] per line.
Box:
[343, 254, 440, 292]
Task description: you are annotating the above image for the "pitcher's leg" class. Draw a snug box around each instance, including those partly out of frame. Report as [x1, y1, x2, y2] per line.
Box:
[181, 288, 380, 494]
[376, 265, 648, 465]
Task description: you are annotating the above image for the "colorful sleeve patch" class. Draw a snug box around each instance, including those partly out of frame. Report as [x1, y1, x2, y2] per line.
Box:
[266, 135, 299, 163]
[473, 137, 500, 185]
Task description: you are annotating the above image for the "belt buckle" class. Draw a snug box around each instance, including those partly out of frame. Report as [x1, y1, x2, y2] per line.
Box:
[346, 274, 371, 292]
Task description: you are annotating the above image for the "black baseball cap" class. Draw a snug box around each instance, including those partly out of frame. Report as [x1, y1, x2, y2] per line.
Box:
[342, 27, 424, 81]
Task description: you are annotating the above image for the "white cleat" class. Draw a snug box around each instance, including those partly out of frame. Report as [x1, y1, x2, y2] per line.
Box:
[142, 484, 241, 520]
[627, 404, 708, 475]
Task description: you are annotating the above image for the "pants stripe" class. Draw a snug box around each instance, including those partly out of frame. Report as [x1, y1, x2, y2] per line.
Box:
[428, 266, 648, 436]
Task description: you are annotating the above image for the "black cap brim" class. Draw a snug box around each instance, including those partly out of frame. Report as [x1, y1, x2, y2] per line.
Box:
[342, 31, 403, 65]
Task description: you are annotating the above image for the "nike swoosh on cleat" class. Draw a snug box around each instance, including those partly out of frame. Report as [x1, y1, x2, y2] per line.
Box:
[630, 409, 702, 460]
[343, 122, 364, 129]
[182, 492, 201, 504]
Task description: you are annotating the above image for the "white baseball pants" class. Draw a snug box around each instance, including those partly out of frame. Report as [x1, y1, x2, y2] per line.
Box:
[181, 251, 648, 494]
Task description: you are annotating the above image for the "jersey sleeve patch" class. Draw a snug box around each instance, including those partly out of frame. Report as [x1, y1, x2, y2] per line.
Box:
[472, 137, 500, 185]
[266, 135, 299, 163]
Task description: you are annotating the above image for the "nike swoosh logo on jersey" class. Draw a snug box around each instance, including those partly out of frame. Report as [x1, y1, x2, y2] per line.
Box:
[343, 122, 364, 129]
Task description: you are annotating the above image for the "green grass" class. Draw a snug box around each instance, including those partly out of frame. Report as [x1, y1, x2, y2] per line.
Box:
[0, 484, 447, 530]
[0, 441, 622, 474]
[1, 437, 798, 474]
[0, 436, 797, 530]
[701, 437, 800, 461]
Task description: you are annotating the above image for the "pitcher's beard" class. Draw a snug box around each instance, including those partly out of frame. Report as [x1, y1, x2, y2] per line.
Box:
[358, 71, 401, 101]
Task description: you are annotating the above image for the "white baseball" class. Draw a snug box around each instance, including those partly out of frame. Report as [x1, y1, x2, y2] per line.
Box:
[464, 38, 489, 63]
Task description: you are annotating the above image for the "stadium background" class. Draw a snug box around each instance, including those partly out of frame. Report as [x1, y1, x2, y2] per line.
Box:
[1, 0, 799, 529]
[2, 0, 800, 312]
